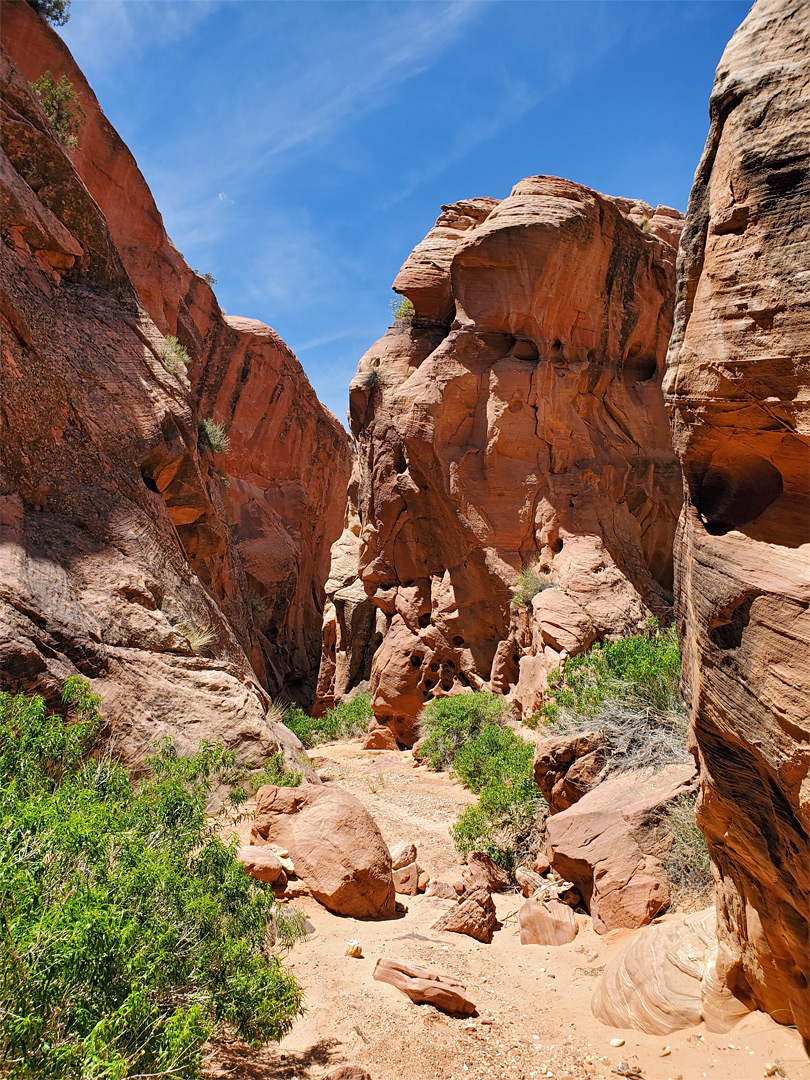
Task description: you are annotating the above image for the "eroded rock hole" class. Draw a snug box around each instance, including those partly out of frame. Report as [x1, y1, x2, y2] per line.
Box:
[410, 653, 422, 668]
[430, 661, 439, 672]
[392, 444, 408, 474]
[418, 613, 431, 629]
[696, 454, 784, 535]
[551, 538, 564, 553]
[453, 635, 465, 647]
[459, 673, 470, 687]
[624, 354, 658, 383]
[140, 467, 160, 494]
[710, 597, 755, 651]
[441, 680, 453, 691]
[513, 339, 539, 362]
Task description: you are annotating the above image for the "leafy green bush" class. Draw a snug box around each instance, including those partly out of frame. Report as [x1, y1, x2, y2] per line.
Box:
[661, 793, 713, 911]
[26, 1, 71, 28]
[510, 565, 557, 610]
[158, 333, 190, 374]
[539, 621, 688, 774]
[284, 694, 373, 749]
[29, 71, 85, 148]
[450, 724, 546, 872]
[198, 417, 231, 454]
[418, 692, 510, 771]
[0, 681, 304, 1080]
[389, 295, 415, 321]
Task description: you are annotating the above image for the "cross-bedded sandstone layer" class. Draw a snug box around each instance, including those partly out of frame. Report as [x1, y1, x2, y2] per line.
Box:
[664, 0, 810, 1040]
[317, 178, 683, 741]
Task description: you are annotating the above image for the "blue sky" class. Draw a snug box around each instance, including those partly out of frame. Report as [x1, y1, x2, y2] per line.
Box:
[59, 0, 749, 423]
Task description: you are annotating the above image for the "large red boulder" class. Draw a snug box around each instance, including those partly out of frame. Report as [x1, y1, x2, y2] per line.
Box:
[250, 784, 396, 919]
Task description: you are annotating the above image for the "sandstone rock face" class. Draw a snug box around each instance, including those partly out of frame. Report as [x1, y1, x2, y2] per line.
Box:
[250, 783, 396, 918]
[545, 765, 697, 933]
[533, 731, 607, 813]
[519, 898, 579, 947]
[373, 957, 477, 1015]
[0, 2, 350, 750]
[663, 0, 810, 1038]
[317, 175, 682, 735]
[591, 909, 750, 1035]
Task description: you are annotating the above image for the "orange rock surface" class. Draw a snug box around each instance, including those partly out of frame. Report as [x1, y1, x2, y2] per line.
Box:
[318, 176, 683, 738]
[0, 4, 350, 760]
[664, 0, 810, 1040]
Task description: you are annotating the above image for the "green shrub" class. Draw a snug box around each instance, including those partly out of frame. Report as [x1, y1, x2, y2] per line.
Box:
[26, 1, 71, 28]
[198, 417, 231, 454]
[247, 752, 302, 790]
[175, 618, 218, 655]
[283, 694, 373, 749]
[194, 271, 217, 285]
[29, 71, 85, 148]
[418, 692, 510, 771]
[0, 681, 304, 1080]
[158, 334, 190, 374]
[539, 620, 688, 774]
[661, 793, 713, 911]
[389, 295, 415, 321]
[450, 724, 546, 872]
[510, 565, 557, 610]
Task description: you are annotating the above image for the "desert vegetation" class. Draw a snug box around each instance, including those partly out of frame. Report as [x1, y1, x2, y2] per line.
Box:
[29, 71, 85, 148]
[0, 681, 305, 1080]
[198, 417, 231, 455]
[389, 295, 415, 320]
[157, 333, 190, 374]
[284, 693, 374, 748]
[509, 565, 557, 610]
[660, 792, 714, 910]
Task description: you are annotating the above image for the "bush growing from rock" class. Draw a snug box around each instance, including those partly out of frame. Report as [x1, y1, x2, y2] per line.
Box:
[198, 417, 231, 454]
[0, 680, 304, 1080]
[539, 621, 688, 774]
[418, 692, 511, 771]
[510, 565, 557, 610]
[661, 793, 713, 910]
[29, 71, 85, 148]
[26, 0, 71, 24]
[157, 333, 190, 374]
[450, 724, 546, 872]
[389, 294, 415, 320]
[284, 694, 373, 748]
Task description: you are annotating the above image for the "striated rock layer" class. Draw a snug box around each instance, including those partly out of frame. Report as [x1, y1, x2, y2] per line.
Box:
[317, 178, 683, 738]
[664, 0, 810, 1040]
[0, 2, 350, 763]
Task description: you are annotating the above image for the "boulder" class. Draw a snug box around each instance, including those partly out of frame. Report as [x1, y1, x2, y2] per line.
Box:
[532, 853, 551, 875]
[546, 765, 697, 933]
[392, 862, 420, 896]
[462, 851, 510, 893]
[362, 722, 399, 751]
[533, 731, 606, 813]
[324, 1068, 373, 1080]
[516, 867, 545, 898]
[425, 881, 458, 900]
[373, 957, 477, 1016]
[519, 899, 579, 946]
[592, 909, 750, 1035]
[417, 872, 430, 892]
[390, 841, 418, 870]
[250, 783, 395, 918]
[663, 0, 810, 1038]
[432, 886, 498, 943]
[237, 845, 285, 885]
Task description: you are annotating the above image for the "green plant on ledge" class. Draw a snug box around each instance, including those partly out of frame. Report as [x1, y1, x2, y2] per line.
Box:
[390, 295, 415, 321]
[510, 564, 557, 610]
[198, 417, 231, 454]
[25, 0, 71, 25]
[29, 71, 85, 148]
[176, 619, 218, 655]
[158, 334, 190, 374]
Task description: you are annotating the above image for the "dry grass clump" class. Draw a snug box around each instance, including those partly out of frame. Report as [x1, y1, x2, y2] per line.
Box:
[510, 566, 557, 610]
[661, 793, 714, 911]
[198, 417, 231, 454]
[158, 334, 190, 374]
[176, 620, 218, 655]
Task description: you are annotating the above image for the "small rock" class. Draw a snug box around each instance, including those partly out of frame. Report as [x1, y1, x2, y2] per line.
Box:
[345, 940, 363, 958]
[452, 879, 465, 894]
[418, 871, 431, 892]
[533, 852, 551, 875]
[764, 1066, 779, 1078]
[659, 1046, 671, 1057]
[610, 1038, 625, 1047]
[324, 1066, 373, 1080]
[425, 880, 457, 900]
[463, 850, 510, 892]
[390, 841, 418, 870]
[392, 861, 420, 895]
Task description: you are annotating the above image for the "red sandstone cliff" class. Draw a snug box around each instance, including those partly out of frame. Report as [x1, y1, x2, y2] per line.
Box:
[0, 2, 351, 761]
[317, 179, 683, 742]
[664, 0, 809, 1039]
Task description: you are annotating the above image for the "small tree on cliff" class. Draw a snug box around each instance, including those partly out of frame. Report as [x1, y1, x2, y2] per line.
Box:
[29, 71, 85, 149]
[25, 0, 71, 26]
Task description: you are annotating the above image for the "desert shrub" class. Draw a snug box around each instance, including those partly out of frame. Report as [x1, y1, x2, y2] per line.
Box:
[450, 724, 546, 872]
[29, 71, 85, 148]
[176, 618, 218, 655]
[540, 621, 689, 774]
[389, 295, 415, 321]
[194, 271, 217, 285]
[418, 692, 511, 771]
[359, 366, 380, 391]
[283, 694, 373, 749]
[510, 565, 557, 610]
[0, 681, 304, 1080]
[661, 793, 713, 911]
[158, 333, 190, 374]
[26, 0, 71, 24]
[247, 752, 302, 790]
[198, 417, 231, 454]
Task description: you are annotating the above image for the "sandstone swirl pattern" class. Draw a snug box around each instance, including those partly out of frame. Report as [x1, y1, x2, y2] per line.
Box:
[664, 0, 810, 1040]
[318, 177, 683, 738]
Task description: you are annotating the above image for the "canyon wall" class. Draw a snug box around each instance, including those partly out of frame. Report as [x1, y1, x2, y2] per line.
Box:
[0, 2, 351, 763]
[317, 180, 683, 742]
[664, 0, 809, 1039]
